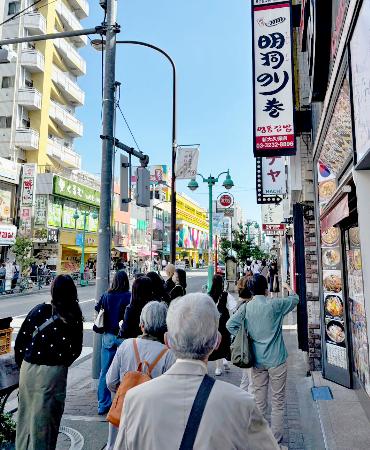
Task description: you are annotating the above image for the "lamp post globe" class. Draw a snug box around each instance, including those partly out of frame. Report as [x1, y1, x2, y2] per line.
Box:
[188, 179, 199, 191]
[223, 172, 234, 190]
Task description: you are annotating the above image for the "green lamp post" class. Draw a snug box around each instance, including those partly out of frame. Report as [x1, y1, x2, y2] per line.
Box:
[74, 209, 99, 286]
[188, 170, 234, 290]
[246, 221, 260, 241]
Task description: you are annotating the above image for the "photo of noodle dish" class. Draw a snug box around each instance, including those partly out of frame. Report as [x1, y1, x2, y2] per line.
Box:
[319, 180, 336, 201]
[321, 227, 340, 247]
[325, 295, 344, 318]
[326, 320, 345, 344]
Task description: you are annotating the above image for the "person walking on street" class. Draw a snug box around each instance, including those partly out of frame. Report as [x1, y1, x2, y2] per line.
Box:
[208, 274, 232, 376]
[11, 261, 19, 290]
[95, 270, 131, 415]
[269, 260, 280, 297]
[164, 263, 175, 294]
[106, 301, 176, 449]
[113, 293, 279, 450]
[227, 274, 299, 446]
[14, 275, 83, 450]
[119, 276, 154, 339]
[169, 268, 187, 302]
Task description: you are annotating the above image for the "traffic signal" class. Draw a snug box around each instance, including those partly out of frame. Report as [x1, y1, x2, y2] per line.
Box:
[120, 154, 129, 212]
[136, 167, 150, 207]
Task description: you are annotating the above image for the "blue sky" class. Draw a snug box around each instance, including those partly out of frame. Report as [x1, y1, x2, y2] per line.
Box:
[75, 0, 259, 221]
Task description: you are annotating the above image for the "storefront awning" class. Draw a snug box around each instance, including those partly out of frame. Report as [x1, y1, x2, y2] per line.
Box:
[114, 246, 130, 253]
[64, 245, 98, 254]
[320, 194, 349, 232]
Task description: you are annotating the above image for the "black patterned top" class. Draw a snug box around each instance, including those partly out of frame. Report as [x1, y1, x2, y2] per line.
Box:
[14, 303, 83, 368]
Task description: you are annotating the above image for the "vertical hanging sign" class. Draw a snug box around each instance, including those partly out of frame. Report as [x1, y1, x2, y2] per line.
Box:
[252, 0, 296, 157]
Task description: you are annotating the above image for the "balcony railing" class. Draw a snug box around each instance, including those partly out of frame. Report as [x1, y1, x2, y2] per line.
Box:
[55, 1, 87, 47]
[52, 65, 85, 106]
[17, 87, 42, 110]
[15, 128, 39, 151]
[54, 37, 86, 76]
[47, 138, 81, 170]
[49, 100, 83, 137]
[20, 49, 45, 73]
[67, 0, 89, 19]
[23, 12, 46, 35]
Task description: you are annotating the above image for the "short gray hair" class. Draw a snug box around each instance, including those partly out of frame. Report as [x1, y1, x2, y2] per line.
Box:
[166, 293, 219, 360]
[140, 301, 168, 336]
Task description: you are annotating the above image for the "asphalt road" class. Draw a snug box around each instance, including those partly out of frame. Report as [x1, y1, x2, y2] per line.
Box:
[3, 270, 208, 348]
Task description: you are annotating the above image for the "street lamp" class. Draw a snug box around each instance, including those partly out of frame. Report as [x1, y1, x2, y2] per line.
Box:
[91, 38, 178, 265]
[246, 220, 260, 241]
[74, 209, 98, 286]
[187, 170, 234, 290]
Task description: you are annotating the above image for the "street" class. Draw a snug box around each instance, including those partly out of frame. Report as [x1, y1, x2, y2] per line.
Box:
[4, 270, 208, 349]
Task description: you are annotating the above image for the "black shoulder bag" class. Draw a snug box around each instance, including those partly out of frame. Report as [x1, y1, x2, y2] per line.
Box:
[179, 374, 215, 450]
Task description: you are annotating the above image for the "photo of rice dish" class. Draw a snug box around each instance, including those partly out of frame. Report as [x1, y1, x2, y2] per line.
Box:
[325, 295, 343, 317]
[323, 248, 340, 267]
[349, 227, 360, 247]
[326, 321, 345, 344]
[322, 227, 340, 246]
[324, 274, 342, 293]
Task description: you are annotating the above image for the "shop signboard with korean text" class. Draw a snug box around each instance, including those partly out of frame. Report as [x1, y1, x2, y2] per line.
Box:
[252, 1, 296, 156]
[34, 195, 48, 227]
[0, 224, 17, 245]
[262, 223, 285, 236]
[262, 156, 286, 194]
[47, 228, 59, 244]
[53, 176, 100, 207]
[19, 164, 37, 237]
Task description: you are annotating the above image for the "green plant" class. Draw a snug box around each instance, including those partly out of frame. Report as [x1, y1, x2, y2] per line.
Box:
[10, 237, 35, 276]
[0, 412, 16, 445]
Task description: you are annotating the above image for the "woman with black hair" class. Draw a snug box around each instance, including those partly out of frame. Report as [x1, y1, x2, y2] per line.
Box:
[95, 270, 131, 415]
[119, 276, 154, 339]
[208, 274, 232, 376]
[146, 271, 170, 304]
[15, 275, 83, 450]
[169, 268, 187, 301]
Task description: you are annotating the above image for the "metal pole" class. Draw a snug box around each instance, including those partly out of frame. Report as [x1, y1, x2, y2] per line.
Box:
[116, 41, 177, 264]
[92, 0, 118, 380]
[230, 217, 233, 255]
[80, 213, 87, 286]
[207, 180, 214, 290]
[0, 27, 102, 46]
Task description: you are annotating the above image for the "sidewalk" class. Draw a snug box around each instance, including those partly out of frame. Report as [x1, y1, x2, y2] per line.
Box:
[56, 329, 324, 450]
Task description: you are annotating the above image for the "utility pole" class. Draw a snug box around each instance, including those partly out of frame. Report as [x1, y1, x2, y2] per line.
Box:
[92, 0, 119, 380]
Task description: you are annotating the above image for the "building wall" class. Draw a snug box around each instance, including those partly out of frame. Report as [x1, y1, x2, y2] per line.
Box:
[0, 0, 87, 169]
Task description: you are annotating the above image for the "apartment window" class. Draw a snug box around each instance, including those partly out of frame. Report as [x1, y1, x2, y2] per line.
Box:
[8, 2, 20, 15]
[25, 79, 33, 88]
[1, 77, 15, 88]
[22, 118, 30, 128]
[0, 116, 12, 128]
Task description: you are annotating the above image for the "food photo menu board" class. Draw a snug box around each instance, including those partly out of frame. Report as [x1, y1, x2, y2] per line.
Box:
[321, 227, 348, 370]
[346, 227, 370, 395]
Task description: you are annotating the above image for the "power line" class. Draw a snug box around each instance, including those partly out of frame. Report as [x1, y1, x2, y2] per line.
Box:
[115, 102, 142, 154]
[0, 0, 44, 28]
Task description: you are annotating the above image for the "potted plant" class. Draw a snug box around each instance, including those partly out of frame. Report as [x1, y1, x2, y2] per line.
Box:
[0, 411, 16, 449]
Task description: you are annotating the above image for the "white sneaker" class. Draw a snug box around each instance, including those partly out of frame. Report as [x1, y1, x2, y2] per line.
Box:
[215, 368, 222, 376]
[223, 360, 230, 371]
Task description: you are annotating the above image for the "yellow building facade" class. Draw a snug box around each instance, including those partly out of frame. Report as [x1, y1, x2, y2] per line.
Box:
[0, 0, 87, 169]
[176, 193, 209, 263]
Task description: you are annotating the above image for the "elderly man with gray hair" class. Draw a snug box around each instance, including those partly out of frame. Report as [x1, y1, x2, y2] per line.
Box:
[106, 301, 176, 450]
[113, 294, 279, 450]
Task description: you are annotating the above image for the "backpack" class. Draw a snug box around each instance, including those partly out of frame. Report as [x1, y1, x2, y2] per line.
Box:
[107, 338, 168, 427]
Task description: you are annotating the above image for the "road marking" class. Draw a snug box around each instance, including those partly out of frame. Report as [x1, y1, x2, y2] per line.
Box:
[79, 298, 95, 305]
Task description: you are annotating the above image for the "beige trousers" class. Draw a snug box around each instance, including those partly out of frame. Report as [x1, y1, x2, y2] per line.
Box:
[252, 362, 287, 444]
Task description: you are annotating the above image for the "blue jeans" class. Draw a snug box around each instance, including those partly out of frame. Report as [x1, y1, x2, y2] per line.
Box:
[97, 333, 123, 413]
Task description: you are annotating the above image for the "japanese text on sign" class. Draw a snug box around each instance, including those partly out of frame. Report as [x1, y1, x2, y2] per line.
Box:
[252, 1, 296, 156]
[262, 156, 286, 195]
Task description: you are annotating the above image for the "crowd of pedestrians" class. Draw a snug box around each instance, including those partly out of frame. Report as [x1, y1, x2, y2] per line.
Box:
[13, 256, 298, 449]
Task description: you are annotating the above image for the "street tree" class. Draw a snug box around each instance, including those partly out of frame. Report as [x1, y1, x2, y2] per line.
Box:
[11, 237, 34, 276]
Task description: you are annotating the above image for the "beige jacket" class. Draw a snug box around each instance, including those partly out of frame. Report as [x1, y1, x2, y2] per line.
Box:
[113, 360, 279, 450]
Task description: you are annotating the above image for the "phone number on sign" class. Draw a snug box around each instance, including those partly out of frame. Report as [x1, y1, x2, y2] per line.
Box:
[256, 141, 295, 149]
